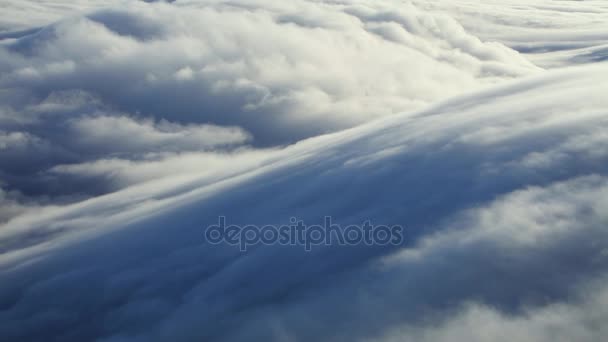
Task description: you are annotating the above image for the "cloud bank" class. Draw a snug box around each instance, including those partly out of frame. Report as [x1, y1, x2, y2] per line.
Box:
[413, 0, 608, 68]
[1, 1, 608, 341]
[1, 61, 608, 340]
[0, 0, 549, 212]
[0, 0, 539, 143]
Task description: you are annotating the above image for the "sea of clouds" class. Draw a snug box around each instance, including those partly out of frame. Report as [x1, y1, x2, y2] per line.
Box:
[1, 0, 608, 341]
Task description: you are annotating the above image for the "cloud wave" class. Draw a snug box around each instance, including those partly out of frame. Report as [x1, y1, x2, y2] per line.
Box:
[1, 1, 608, 341]
[1, 61, 608, 340]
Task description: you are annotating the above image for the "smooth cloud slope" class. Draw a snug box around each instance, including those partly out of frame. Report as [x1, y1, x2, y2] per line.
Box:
[1, 1, 608, 342]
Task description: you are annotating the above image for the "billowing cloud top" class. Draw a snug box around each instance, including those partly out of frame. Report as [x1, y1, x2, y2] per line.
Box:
[1, 1, 608, 341]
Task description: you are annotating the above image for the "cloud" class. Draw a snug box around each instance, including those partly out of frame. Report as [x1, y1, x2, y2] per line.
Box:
[69, 115, 250, 153]
[0, 131, 36, 150]
[222, 175, 608, 341]
[0, 89, 251, 203]
[0, 0, 122, 32]
[0, 188, 40, 223]
[0, 61, 607, 340]
[411, 0, 608, 68]
[0, 0, 548, 211]
[1, 1, 608, 341]
[0, 0, 540, 147]
[376, 276, 608, 342]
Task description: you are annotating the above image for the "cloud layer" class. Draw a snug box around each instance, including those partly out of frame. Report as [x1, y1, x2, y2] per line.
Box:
[1, 1, 608, 341]
[0, 0, 549, 212]
[0, 0, 539, 143]
[2, 60, 608, 340]
[413, 0, 608, 68]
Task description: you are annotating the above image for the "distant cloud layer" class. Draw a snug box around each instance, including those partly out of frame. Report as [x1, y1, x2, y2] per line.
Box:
[1, 1, 608, 342]
[414, 0, 608, 68]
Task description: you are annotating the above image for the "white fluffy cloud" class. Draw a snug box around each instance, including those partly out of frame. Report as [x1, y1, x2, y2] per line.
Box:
[0, 0, 550, 211]
[0, 0, 540, 145]
[1, 1, 608, 341]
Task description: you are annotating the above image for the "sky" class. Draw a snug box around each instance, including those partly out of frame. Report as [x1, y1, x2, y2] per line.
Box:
[0, 1, 607, 341]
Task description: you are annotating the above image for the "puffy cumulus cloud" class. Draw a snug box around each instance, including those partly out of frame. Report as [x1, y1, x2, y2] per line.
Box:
[0, 0, 546, 217]
[0, 62, 607, 341]
[0, 0, 540, 148]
